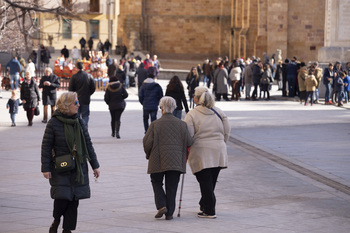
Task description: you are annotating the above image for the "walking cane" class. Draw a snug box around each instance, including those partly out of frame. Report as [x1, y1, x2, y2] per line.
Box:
[177, 173, 185, 217]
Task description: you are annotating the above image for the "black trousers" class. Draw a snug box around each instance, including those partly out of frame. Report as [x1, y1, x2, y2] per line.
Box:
[53, 199, 79, 230]
[195, 167, 221, 215]
[151, 171, 181, 217]
[109, 108, 124, 133]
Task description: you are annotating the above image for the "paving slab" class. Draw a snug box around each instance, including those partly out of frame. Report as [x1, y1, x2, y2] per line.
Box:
[0, 80, 350, 233]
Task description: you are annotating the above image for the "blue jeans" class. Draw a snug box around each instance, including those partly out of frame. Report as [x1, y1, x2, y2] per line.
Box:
[314, 88, 320, 101]
[10, 73, 20, 90]
[143, 109, 157, 133]
[172, 109, 182, 119]
[78, 105, 90, 128]
[10, 113, 16, 124]
[203, 75, 208, 86]
[287, 76, 296, 97]
[325, 83, 331, 102]
[125, 75, 129, 88]
[338, 91, 345, 103]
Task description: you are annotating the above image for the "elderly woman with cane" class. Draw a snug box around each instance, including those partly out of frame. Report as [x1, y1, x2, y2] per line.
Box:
[143, 96, 193, 220]
[184, 86, 231, 219]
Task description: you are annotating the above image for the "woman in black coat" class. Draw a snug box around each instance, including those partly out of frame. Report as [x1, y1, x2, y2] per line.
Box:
[186, 67, 200, 108]
[39, 67, 60, 123]
[104, 76, 128, 138]
[20, 71, 40, 126]
[165, 75, 189, 119]
[41, 92, 100, 233]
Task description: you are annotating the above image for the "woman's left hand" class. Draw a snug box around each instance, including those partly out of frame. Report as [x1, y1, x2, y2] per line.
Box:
[93, 168, 100, 179]
[43, 172, 51, 179]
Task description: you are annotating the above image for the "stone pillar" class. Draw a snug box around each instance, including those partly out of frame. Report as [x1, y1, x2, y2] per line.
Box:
[318, 0, 350, 63]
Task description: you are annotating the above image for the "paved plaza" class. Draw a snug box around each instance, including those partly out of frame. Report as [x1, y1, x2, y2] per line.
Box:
[1, 80, 350, 233]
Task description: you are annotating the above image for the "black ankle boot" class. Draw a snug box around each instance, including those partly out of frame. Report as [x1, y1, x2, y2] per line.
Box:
[49, 219, 60, 233]
[62, 230, 72, 233]
[111, 132, 115, 137]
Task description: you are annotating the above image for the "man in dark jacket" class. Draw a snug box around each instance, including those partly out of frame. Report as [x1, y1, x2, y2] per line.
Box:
[136, 63, 148, 92]
[79, 37, 86, 51]
[68, 62, 96, 128]
[286, 57, 298, 97]
[61, 45, 69, 60]
[139, 74, 163, 133]
[252, 60, 263, 100]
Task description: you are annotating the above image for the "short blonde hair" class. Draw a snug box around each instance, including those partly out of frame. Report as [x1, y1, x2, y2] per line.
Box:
[56, 92, 77, 115]
[44, 67, 52, 73]
[194, 86, 215, 108]
[159, 96, 177, 113]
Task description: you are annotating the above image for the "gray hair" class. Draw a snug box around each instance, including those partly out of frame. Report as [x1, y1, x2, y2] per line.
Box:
[194, 86, 215, 108]
[44, 67, 53, 73]
[159, 96, 177, 113]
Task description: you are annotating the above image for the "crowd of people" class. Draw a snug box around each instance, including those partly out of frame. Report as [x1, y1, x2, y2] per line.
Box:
[185, 55, 350, 107]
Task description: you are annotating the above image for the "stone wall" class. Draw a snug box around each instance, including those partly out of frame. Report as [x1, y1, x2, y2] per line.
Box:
[118, 0, 326, 62]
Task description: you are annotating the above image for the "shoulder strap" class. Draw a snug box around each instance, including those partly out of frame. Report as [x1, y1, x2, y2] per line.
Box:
[210, 108, 222, 121]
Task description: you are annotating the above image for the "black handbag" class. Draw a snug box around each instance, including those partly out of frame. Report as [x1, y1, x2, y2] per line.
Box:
[55, 154, 75, 173]
[34, 106, 40, 116]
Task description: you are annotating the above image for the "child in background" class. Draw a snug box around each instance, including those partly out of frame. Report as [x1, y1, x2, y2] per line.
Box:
[6, 90, 22, 126]
[304, 70, 317, 106]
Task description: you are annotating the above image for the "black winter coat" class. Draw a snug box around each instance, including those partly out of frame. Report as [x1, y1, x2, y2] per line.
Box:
[20, 78, 40, 109]
[104, 81, 128, 110]
[165, 85, 189, 112]
[69, 70, 96, 105]
[39, 74, 60, 106]
[41, 110, 100, 201]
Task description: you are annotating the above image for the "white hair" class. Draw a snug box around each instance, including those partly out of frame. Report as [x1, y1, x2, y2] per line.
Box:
[194, 86, 215, 108]
[159, 96, 177, 113]
[45, 67, 53, 73]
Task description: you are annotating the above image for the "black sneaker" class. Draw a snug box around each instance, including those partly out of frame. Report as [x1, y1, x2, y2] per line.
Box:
[197, 212, 216, 219]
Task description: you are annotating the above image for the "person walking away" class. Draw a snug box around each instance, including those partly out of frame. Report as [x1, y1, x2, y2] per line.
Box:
[165, 76, 189, 119]
[122, 57, 130, 88]
[297, 63, 307, 104]
[184, 86, 231, 219]
[138, 74, 163, 133]
[229, 62, 241, 101]
[104, 39, 112, 55]
[20, 71, 40, 126]
[104, 76, 128, 138]
[116, 65, 126, 87]
[136, 63, 148, 92]
[68, 62, 96, 128]
[143, 96, 193, 220]
[282, 59, 289, 97]
[252, 60, 263, 100]
[6, 56, 22, 90]
[97, 40, 103, 53]
[213, 62, 229, 101]
[304, 70, 317, 106]
[186, 67, 200, 108]
[39, 67, 60, 123]
[6, 90, 22, 127]
[335, 72, 346, 107]
[41, 92, 100, 233]
[323, 63, 334, 105]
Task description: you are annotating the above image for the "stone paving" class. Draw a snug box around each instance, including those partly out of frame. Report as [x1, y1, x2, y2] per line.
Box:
[0, 79, 350, 233]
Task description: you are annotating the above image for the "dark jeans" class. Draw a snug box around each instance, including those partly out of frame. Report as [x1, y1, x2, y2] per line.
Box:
[195, 167, 221, 215]
[109, 108, 124, 133]
[305, 91, 314, 104]
[53, 199, 79, 231]
[143, 109, 157, 133]
[78, 105, 90, 128]
[287, 76, 296, 97]
[151, 171, 181, 217]
[252, 83, 259, 99]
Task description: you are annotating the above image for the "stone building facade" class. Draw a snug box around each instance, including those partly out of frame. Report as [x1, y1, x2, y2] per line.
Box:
[118, 0, 326, 62]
